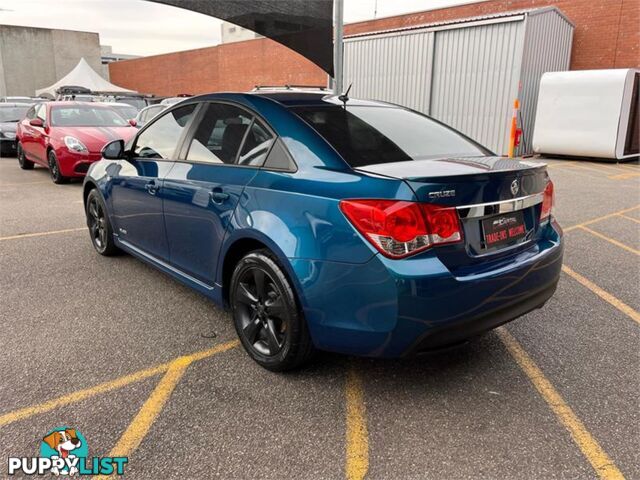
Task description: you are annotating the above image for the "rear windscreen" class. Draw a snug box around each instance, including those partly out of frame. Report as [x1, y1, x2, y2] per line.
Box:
[292, 105, 488, 167]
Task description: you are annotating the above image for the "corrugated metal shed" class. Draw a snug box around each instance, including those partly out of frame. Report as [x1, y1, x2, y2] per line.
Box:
[343, 7, 574, 155]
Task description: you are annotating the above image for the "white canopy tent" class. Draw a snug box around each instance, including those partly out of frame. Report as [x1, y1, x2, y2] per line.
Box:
[35, 58, 136, 97]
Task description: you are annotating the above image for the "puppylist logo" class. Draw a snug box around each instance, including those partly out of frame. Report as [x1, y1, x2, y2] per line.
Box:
[8, 427, 128, 476]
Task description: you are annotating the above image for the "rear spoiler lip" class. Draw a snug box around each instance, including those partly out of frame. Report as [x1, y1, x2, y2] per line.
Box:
[354, 156, 547, 181]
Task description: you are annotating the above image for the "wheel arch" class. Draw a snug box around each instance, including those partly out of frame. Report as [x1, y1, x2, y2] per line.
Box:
[219, 231, 306, 310]
[83, 180, 99, 208]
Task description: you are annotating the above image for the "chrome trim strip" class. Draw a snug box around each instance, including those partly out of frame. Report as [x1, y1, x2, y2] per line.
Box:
[118, 239, 215, 291]
[456, 192, 544, 219]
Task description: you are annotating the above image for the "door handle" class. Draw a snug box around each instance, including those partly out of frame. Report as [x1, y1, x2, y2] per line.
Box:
[145, 180, 159, 195]
[209, 188, 229, 204]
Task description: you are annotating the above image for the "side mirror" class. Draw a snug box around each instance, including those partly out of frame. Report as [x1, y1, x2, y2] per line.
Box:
[128, 119, 137, 127]
[102, 139, 126, 160]
[29, 118, 44, 127]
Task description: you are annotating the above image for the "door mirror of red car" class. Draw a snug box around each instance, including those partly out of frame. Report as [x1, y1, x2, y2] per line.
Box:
[128, 119, 137, 127]
[102, 139, 126, 160]
[29, 118, 44, 128]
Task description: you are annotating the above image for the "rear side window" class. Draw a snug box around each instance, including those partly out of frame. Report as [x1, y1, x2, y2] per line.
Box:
[237, 120, 274, 166]
[292, 106, 487, 167]
[263, 139, 296, 171]
[186, 103, 257, 165]
[133, 104, 196, 159]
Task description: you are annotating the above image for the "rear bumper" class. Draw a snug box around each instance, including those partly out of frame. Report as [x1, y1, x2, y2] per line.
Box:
[290, 220, 563, 358]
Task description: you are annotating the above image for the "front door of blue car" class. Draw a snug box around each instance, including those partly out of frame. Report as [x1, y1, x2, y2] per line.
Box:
[162, 101, 275, 286]
[109, 104, 197, 259]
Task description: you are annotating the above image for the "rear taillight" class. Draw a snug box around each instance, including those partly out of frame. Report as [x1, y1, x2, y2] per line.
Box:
[339, 199, 463, 259]
[540, 180, 555, 222]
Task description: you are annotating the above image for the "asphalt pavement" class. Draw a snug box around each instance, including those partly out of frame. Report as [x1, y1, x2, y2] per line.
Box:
[0, 154, 638, 479]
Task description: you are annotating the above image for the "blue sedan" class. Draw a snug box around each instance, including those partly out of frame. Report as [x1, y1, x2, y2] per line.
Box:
[83, 91, 563, 371]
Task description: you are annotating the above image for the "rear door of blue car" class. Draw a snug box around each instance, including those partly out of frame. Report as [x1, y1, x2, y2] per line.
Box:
[162, 101, 275, 287]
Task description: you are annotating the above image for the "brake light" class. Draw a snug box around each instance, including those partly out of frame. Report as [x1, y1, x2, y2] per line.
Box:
[339, 199, 463, 259]
[540, 180, 555, 222]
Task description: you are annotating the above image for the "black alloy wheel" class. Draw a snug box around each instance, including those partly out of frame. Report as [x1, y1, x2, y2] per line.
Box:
[86, 189, 118, 256]
[231, 250, 314, 371]
[17, 142, 34, 169]
[48, 150, 67, 184]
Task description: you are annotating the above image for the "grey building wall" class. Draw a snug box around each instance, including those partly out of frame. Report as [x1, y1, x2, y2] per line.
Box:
[518, 10, 573, 154]
[0, 25, 102, 97]
[430, 19, 525, 155]
[344, 30, 435, 114]
[343, 8, 574, 156]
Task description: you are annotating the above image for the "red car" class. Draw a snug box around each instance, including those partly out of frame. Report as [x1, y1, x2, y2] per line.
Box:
[16, 102, 137, 183]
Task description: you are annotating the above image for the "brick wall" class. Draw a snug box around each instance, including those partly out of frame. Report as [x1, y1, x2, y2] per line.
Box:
[110, 0, 639, 96]
[109, 37, 326, 96]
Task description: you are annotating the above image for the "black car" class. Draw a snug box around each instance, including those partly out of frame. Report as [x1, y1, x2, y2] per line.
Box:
[0, 103, 30, 156]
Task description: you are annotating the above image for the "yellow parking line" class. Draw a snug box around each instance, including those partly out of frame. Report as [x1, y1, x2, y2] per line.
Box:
[578, 226, 640, 256]
[107, 358, 191, 458]
[497, 328, 625, 480]
[0, 180, 50, 187]
[345, 364, 369, 480]
[545, 162, 580, 169]
[0, 340, 239, 428]
[0, 364, 166, 428]
[0, 227, 86, 241]
[608, 172, 640, 180]
[562, 265, 640, 325]
[617, 214, 640, 225]
[564, 205, 640, 232]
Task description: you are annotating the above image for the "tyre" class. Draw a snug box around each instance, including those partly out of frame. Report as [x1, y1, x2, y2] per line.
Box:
[17, 142, 34, 170]
[48, 150, 68, 184]
[230, 249, 315, 371]
[86, 189, 119, 256]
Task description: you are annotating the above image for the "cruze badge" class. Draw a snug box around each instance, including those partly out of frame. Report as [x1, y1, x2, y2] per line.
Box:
[428, 189, 456, 200]
[510, 179, 519, 197]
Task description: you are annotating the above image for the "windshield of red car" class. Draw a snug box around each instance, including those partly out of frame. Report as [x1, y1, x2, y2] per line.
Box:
[50, 106, 130, 127]
[0, 106, 29, 122]
[111, 105, 138, 120]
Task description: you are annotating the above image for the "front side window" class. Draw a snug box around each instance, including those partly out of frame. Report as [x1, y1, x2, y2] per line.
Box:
[36, 104, 46, 123]
[293, 106, 488, 167]
[133, 104, 196, 159]
[186, 103, 255, 165]
[50, 106, 128, 127]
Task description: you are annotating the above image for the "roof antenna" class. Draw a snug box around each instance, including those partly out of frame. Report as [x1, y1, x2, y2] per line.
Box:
[338, 83, 352, 109]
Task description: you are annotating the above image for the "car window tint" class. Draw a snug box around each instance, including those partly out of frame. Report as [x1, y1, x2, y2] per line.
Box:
[237, 119, 274, 166]
[263, 139, 296, 171]
[293, 106, 487, 167]
[133, 104, 196, 159]
[186, 103, 253, 164]
[25, 106, 36, 120]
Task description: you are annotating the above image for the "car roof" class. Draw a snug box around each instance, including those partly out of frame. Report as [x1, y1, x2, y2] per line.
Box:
[184, 91, 391, 109]
[97, 102, 137, 107]
[0, 102, 32, 108]
[47, 101, 114, 108]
